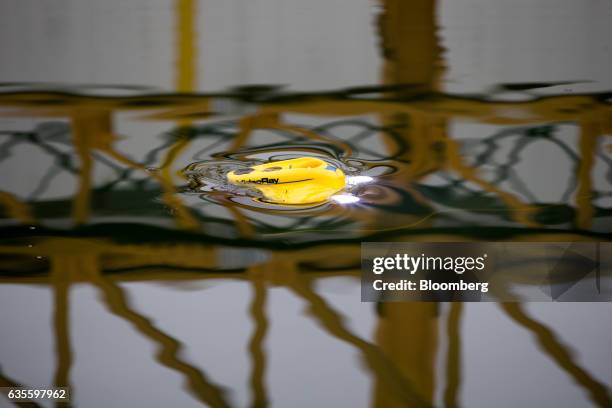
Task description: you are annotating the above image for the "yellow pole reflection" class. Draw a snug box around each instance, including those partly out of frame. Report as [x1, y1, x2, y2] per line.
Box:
[0, 191, 34, 224]
[175, 0, 197, 93]
[71, 110, 113, 225]
[247, 266, 269, 408]
[375, 1, 442, 406]
[51, 256, 74, 394]
[379, 0, 445, 90]
[576, 119, 599, 230]
[443, 302, 463, 408]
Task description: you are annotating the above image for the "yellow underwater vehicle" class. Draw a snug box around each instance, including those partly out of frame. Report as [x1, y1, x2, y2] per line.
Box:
[227, 157, 346, 204]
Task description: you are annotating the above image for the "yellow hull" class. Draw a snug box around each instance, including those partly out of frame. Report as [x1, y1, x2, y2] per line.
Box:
[227, 157, 346, 204]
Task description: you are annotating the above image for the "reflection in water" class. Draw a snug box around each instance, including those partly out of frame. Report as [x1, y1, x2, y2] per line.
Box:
[0, 0, 611, 407]
[1, 89, 611, 241]
[443, 302, 462, 408]
[92, 272, 230, 408]
[1, 91, 612, 407]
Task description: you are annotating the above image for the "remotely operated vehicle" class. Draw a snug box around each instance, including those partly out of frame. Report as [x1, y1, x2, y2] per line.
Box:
[227, 157, 346, 204]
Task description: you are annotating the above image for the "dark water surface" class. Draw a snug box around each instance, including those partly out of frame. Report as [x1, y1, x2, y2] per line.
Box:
[1, 1, 612, 407]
